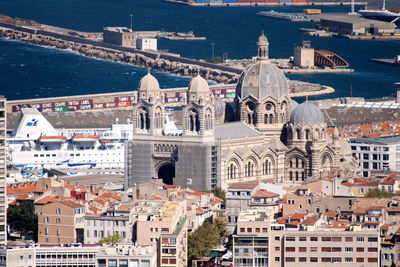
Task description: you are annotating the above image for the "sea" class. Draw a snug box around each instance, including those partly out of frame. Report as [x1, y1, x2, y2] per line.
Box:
[0, 0, 399, 100]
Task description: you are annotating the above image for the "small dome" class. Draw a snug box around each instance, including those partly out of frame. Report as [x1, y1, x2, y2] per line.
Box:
[138, 72, 160, 92]
[188, 75, 210, 93]
[258, 31, 269, 46]
[290, 101, 324, 125]
[236, 61, 289, 100]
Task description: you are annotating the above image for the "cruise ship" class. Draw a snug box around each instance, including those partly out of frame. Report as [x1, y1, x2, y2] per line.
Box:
[358, 0, 400, 24]
[7, 108, 133, 178]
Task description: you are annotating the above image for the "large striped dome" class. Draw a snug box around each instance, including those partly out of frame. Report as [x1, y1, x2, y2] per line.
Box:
[236, 60, 289, 101]
[290, 101, 324, 125]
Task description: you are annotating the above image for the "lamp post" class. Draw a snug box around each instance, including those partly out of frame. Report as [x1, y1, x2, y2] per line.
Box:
[210, 42, 215, 59]
[130, 14, 133, 30]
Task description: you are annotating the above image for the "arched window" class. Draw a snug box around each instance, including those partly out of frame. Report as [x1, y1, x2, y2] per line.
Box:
[205, 109, 212, 131]
[269, 114, 273, 124]
[305, 129, 310, 140]
[296, 129, 301, 139]
[188, 109, 199, 133]
[138, 107, 150, 130]
[287, 156, 306, 182]
[263, 159, 272, 175]
[245, 160, 255, 177]
[227, 163, 238, 179]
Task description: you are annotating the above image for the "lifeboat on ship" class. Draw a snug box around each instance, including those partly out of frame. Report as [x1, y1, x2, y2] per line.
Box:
[72, 135, 100, 142]
[39, 135, 67, 143]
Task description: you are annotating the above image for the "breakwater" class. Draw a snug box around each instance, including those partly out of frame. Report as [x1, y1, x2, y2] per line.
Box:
[0, 21, 240, 84]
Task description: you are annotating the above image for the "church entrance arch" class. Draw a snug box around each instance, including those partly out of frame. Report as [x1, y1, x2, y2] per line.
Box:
[157, 163, 175, 185]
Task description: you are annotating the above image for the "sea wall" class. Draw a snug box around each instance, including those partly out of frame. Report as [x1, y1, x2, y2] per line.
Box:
[0, 25, 240, 84]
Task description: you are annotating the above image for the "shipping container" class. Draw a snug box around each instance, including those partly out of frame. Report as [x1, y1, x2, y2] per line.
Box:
[266, 0, 279, 2]
[115, 96, 130, 102]
[117, 101, 130, 107]
[79, 104, 92, 110]
[279, 0, 292, 3]
[226, 93, 236, 98]
[236, 0, 251, 3]
[54, 106, 67, 112]
[93, 103, 105, 109]
[105, 102, 116, 108]
[223, 0, 236, 3]
[54, 101, 67, 107]
[293, 0, 308, 3]
[195, 0, 209, 3]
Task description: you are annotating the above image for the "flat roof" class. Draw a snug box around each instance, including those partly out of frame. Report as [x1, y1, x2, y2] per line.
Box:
[350, 135, 400, 145]
[321, 14, 396, 28]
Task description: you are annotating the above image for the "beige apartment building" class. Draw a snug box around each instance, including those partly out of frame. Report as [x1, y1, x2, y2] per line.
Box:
[37, 199, 85, 244]
[283, 230, 379, 266]
[0, 97, 5, 246]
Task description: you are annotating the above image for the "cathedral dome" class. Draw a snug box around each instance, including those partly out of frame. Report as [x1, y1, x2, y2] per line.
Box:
[188, 74, 210, 93]
[290, 99, 299, 112]
[290, 101, 324, 125]
[138, 72, 160, 92]
[236, 61, 289, 100]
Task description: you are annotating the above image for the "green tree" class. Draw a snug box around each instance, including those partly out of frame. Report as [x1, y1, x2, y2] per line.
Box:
[99, 233, 123, 244]
[188, 215, 228, 262]
[7, 200, 38, 241]
[365, 188, 392, 198]
[208, 187, 226, 201]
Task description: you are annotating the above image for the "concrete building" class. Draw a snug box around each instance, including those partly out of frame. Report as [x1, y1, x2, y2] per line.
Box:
[0, 97, 6, 246]
[97, 244, 157, 267]
[36, 199, 85, 245]
[283, 230, 379, 266]
[136, 38, 157, 51]
[0, 245, 100, 267]
[124, 32, 359, 192]
[320, 15, 396, 35]
[350, 135, 400, 177]
[103, 27, 137, 48]
[293, 41, 314, 68]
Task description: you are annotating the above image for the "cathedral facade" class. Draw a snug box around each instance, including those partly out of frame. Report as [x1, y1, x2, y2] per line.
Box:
[124, 32, 359, 191]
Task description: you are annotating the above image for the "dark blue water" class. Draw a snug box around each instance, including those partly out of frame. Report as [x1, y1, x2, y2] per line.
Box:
[0, 0, 399, 100]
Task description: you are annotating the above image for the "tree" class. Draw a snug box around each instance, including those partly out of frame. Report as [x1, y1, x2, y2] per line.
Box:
[7, 200, 38, 241]
[188, 214, 228, 262]
[99, 233, 122, 244]
[208, 187, 226, 202]
[365, 188, 392, 198]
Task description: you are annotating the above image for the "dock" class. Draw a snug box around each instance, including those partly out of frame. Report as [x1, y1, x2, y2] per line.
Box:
[369, 58, 400, 66]
[166, 0, 367, 7]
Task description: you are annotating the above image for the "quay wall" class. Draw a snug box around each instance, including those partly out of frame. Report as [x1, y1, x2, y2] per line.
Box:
[0, 22, 241, 86]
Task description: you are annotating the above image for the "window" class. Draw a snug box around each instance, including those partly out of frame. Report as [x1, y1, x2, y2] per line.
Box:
[356, 237, 364, 242]
[286, 247, 295, 252]
[247, 228, 252, 233]
[255, 228, 260, 233]
[356, 258, 364, 263]
[345, 247, 353, 252]
[45, 227, 48, 235]
[20, 255, 24, 261]
[368, 237, 378, 242]
[368, 247, 377, 252]
[321, 258, 331, 262]
[240, 228, 245, 233]
[356, 247, 364, 252]
[262, 228, 268, 233]
[56, 218, 61, 224]
[56, 208, 61, 214]
[332, 258, 341, 263]
[299, 247, 307, 252]
[286, 237, 295, 241]
[57, 229, 60, 236]
[275, 257, 280, 262]
[332, 237, 341, 242]
[299, 237, 306, 241]
[332, 247, 341, 252]
[275, 247, 280, 251]
[285, 257, 295, 262]
[321, 247, 331, 252]
[310, 257, 318, 262]
[299, 257, 306, 262]
[310, 247, 318, 252]
[345, 258, 353, 262]
[345, 237, 353, 242]
[310, 237, 318, 241]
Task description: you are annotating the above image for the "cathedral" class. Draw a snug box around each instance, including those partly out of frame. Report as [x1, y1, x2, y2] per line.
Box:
[124, 32, 359, 191]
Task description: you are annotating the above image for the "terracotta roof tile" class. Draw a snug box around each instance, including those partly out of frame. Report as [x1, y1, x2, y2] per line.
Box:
[228, 182, 258, 190]
[253, 190, 279, 198]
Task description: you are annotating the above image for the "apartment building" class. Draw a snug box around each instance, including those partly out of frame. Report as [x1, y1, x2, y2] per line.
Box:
[0, 97, 6, 246]
[350, 135, 400, 177]
[0, 244, 100, 267]
[37, 199, 85, 244]
[84, 204, 133, 244]
[97, 244, 157, 267]
[283, 230, 379, 266]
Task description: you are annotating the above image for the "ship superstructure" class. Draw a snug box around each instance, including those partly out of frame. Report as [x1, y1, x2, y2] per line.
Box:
[7, 108, 133, 177]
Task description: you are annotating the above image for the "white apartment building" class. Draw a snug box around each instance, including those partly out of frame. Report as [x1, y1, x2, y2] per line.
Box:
[350, 135, 400, 177]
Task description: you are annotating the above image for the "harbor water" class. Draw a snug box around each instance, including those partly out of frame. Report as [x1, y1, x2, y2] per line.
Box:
[0, 0, 399, 100]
